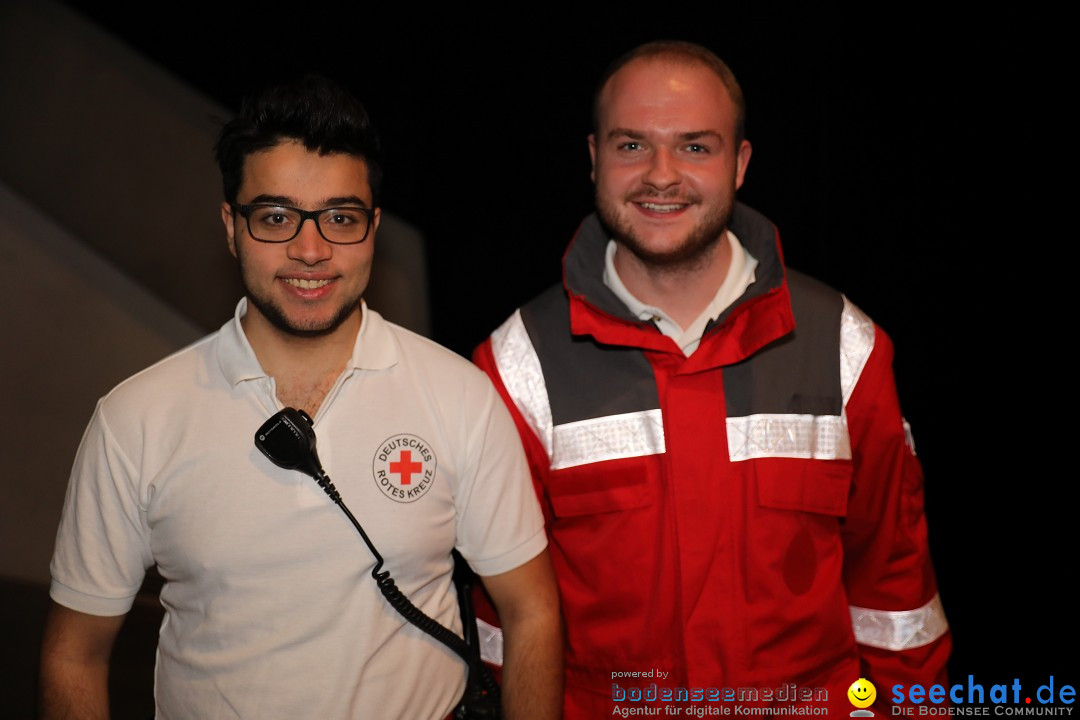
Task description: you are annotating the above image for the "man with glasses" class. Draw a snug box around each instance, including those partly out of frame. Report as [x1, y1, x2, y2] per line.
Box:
[41, 76, 562, 720]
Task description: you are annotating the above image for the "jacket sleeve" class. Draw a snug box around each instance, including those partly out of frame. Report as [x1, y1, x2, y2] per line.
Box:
[840, 321, 951, 700]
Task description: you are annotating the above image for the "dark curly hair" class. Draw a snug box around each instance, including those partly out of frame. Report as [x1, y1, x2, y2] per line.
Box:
[215, 75, 383, 206]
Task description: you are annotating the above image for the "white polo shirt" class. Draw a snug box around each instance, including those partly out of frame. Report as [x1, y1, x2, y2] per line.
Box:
[50, 299, 547, 720]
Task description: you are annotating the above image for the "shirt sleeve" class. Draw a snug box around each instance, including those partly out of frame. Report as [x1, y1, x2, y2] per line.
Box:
[49, 399, 152, 617]
[840, 318, 951, 699]
[452, 365, 547, 578]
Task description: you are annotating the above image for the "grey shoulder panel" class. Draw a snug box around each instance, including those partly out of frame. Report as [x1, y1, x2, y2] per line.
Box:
[519, 286, 660, 427]
[723, 270, 844, 418]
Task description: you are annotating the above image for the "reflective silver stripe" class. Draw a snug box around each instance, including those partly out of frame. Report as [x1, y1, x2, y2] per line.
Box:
[840, 297, 875, 405]
[490, 310, 554, 456]
[476, 618, 504, 666]
[903, 418, 917, 456]
[552, 409, 666, 470]
[850, 593, 948, 650]
[727, 413, 851, 462]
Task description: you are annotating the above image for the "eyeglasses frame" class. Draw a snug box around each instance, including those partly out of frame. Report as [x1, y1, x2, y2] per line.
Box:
[231, 202, 376, 245]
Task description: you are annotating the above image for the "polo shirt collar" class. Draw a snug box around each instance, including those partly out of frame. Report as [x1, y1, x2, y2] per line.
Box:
[349, 301, 398, 371]
[601, 231, 758, 355]
[216, 298, 398, 386]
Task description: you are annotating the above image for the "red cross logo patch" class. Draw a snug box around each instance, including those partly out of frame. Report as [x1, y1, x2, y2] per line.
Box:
[372, 434, 437, 503]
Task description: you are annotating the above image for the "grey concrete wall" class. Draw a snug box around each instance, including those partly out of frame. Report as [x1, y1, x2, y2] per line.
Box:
[0, 182, 203, 584]
[0, 1, 236, 331]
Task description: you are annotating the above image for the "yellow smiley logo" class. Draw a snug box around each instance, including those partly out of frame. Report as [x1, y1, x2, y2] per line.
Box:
[848, 678, 877, 709]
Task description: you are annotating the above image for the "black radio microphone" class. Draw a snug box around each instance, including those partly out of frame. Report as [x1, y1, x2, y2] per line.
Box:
[254, 408, 340, 501]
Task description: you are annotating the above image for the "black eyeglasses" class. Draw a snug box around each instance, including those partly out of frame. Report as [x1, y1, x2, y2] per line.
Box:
[231, 203, 376, 245]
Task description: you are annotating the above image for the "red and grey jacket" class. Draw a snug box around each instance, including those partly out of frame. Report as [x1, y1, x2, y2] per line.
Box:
[474, 203, 949, 716]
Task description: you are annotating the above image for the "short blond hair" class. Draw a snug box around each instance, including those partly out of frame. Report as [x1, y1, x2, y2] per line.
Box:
[592, 40, 746, 144]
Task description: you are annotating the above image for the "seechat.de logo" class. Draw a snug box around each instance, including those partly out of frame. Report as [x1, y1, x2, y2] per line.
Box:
[891, 676, 1074, 716]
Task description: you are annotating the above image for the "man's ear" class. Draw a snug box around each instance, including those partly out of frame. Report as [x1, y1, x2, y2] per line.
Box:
[587, 134, 597, 184]
[221, 202, 237, 257]
[734, 139, 752, 190]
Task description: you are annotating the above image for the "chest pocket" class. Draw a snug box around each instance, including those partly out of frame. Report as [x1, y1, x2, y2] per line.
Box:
[749, 457, 852, 600]
[755, 458, 851, 516]
[545, 457, 656, 518]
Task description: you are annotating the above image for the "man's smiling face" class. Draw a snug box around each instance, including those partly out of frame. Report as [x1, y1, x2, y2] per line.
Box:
[589, 57, 751, 270]
[222, 139, 379, 338]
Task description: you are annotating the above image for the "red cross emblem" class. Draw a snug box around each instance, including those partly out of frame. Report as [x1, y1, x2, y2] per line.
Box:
[373, 434, 438, 503]
[390, 450, 423, 485]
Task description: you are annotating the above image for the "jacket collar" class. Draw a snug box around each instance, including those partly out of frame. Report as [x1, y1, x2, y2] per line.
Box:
[562, 202, 795, 368]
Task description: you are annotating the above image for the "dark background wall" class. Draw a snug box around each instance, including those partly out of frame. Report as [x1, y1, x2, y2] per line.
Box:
[27, 0, 1077, 703]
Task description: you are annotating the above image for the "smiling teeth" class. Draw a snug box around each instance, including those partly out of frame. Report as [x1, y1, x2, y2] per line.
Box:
[284, 278, 331, 289]
[640, 202, 685, 212]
